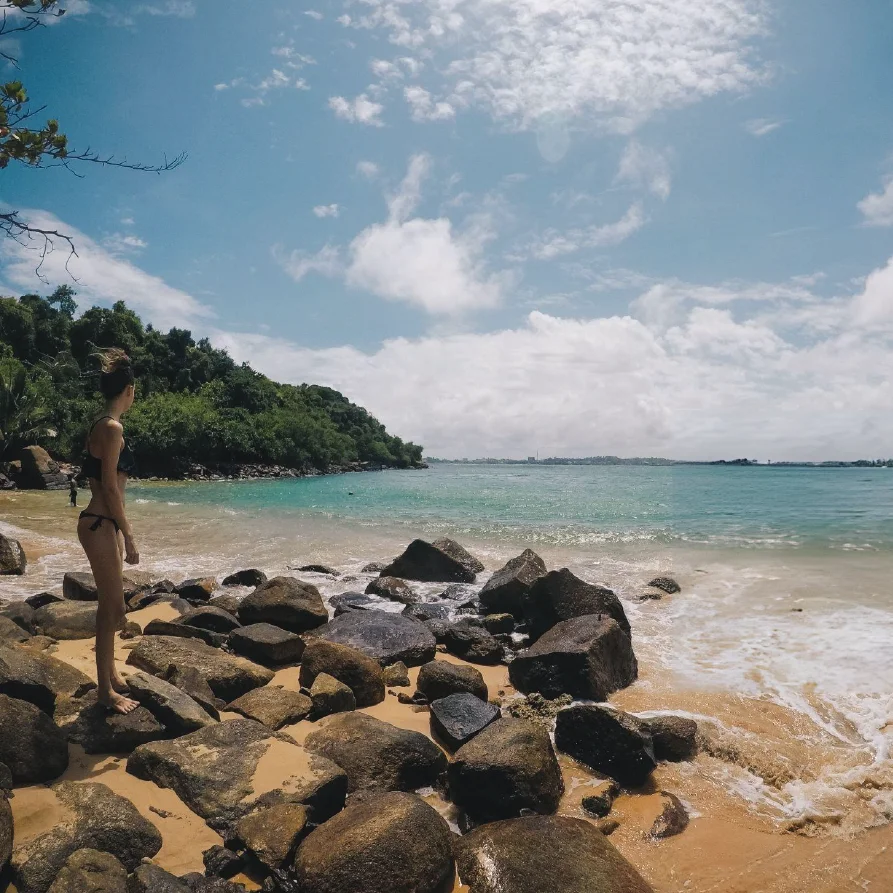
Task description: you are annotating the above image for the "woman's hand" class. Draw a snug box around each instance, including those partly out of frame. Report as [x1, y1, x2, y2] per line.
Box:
[124, 534, 140, 565]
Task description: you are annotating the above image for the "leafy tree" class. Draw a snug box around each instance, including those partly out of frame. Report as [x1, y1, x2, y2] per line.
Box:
[0, 355, 49, 458]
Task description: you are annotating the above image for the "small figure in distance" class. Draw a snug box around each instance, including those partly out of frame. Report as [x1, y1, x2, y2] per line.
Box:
[68, 475, 78, 508]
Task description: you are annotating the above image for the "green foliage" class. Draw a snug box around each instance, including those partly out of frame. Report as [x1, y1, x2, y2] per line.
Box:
[0, 290, 424, 474]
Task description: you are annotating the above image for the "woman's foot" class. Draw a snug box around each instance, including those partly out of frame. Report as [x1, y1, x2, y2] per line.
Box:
[98, 691, 139, 715]
[110, 672, 130, 694]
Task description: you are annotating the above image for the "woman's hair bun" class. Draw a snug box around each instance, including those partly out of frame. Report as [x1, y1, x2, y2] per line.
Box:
[95, 348, 135, 397]
[97, 347, 132, 374]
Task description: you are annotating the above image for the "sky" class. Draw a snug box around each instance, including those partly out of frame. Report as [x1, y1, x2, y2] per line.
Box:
[2, 0, 893, 461]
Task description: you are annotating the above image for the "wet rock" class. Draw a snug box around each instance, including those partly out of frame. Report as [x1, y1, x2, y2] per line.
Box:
[1, 600, 35, 633]
[312, 610, 436, 667]
[177, 607, 241, 634]
[292, 792, 454, 893]
[554, 705, 656, 788]
[649, 792, 689, 838]
[128, 863, 190, 893]
[238, 577, 327, 635]
[430, 692, 499, 751]
[142, 620, 226, 649]
[163, 665, 221, 719]
[581, 782, 619, 818]
[127, 719, 347, 829]
[382, 661, 410, 687]
[226, 686, 312, 730]
[299, 639, 385, 707]
[229, 802, 309, 871]
[228, 623, 304, 666]
[304, 712, 447, 795]
[454, 814, 654, 893]
[47, 848, 128, 893]
[127, 671, 217, 735]
[1, 794, 11, 878]
[126, 591, 164, 612]
[0, 644, 94, 712]
[0, 613, 31, 644]
[208, 593, 244, 616]
[309, 673, 355, 719]
[18, 446, 68, 491]
[448, 718, 564, 824]
[222, 569, 267, 588]
[62, 571, 98, 601]
[523, 568, 630, 639]
[637, 588, 665, 602]
[0, 533, 26, 575]
[11, 781, 162, 893]
[508, 614, 638, 700]
[33, 601, 98, 640]
[596, 817, 620, 835]
[505, 693, 573, 728]
[648, 576, 681, 594]
[641, 714, 699, 762]
[432, 538, 484, 576]
[329, 591, 388, 616]
[401, 601, 452, 623]
[127, 636, 273, 702]
[25, 591, 63, 610]
[478, 549, 546, 617]
[361, 561, 387, 573]
[482, 612, 515, 635]
[296, 564, 338, 576]
[0, 693, 69, 782]
[175, 578, 219, 603]
[416, 660, 487, 702]
[380, 539, 476, 584]
[364, 576, 419, 605]
[202, 845, 243, 879]
[443, 620, 503, 665]
[67, 691, 167, 755]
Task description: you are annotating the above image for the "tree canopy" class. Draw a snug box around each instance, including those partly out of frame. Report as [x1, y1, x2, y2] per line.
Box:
[0, 289, 424, 475]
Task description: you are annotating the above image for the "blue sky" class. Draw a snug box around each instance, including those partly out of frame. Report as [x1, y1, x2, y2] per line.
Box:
[3, 0, 893, 460]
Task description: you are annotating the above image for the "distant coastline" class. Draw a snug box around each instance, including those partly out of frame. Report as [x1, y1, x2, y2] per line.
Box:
[426, 456, 893, 468]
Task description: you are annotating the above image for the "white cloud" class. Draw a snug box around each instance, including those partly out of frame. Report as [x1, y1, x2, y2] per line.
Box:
[850, 255, 893, 328]
[275, 244, 343, 283]
[328, 94, 385, 126]
[98, 0, 195, 26]
[404, 85, 455, 122]
[858, 177, 893, 227]
[615, 141, 672, 200]
[102, 232, 148, 255]
[356, 161, 380, 179]
[313, 204, 340, 218]
[525, 203, 646, 260]
[304, 9, 323, 19]
[745, 117, 785, 137]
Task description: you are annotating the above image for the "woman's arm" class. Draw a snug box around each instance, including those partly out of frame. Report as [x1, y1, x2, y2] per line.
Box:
[96, 420, 139, 564]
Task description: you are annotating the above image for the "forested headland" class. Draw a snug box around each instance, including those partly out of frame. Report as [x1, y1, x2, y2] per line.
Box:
[0, 289, 423, 478]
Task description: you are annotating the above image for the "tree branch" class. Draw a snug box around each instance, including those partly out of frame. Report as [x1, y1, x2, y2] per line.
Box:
[0, 210, 77, 282]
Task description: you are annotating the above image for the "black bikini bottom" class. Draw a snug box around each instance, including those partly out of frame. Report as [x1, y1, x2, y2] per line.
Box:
[79, 511, 121, 535]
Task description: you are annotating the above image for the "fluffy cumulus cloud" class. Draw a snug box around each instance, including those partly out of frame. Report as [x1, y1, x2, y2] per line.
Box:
[328, 94, 385, 126]
[858, 176, 893, 227]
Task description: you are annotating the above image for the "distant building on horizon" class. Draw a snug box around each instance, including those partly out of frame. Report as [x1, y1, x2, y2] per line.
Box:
[527, 456, 536, 463]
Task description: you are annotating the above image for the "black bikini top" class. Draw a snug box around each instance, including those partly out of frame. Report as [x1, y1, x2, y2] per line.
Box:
[82, 416, 138, 480]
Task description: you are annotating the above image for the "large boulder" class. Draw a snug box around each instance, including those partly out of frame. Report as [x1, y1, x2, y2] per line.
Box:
[128, 863, 190, 892]
[1, 600, 35, 633]
[227, 623, 304, 666]
[292, 792, 454, 893]
[432, 538, 484, 575]
[127, 671, 217, 735]
[226, 686, 312, 730]
[126, 636, 273, 702]
[67, 692, 167, 755]
[454, 814, 654, 893]
[554, 705, 656, 788]
[648, 576, 681, 594]
[430, 693, 499, 751]
[47, 848, 128, 893]
[141, 619, 224, 648]
[0, 693, 69, 783]
[442, 620, 503, 665]
[478, 549, 546, 617]
[508, 614, 637, 700]
[309, 673, 356, 719]
[416, 660, 487, 702]
[380, 539, 477, 583]
[174, 578, 218, 603]
[641, 714, 699, 762]
[304, 712, 447, 796]
[222, 569, 267, 588]
[11, 781, 162, 893]
[0, 534, 26, 575]
[364, 576, 419, 605]
[330, 592, 389, 616]
[298, 639, 385, 708]
[18, 445, 68, 490]
[228, 802, 309, 871]
[32, 601, 98, 640]
[0, 613, 31, 644]
[448, 718, 564, 824]
[163, 665, 220, 720]
[0, 644, 94, 712]
[127, 719, 346, 829]
[523, 568, 629, 639]
[177, 606, 241, 634]
[312, 610, 436, 667]
[237, 577, 327, 634]
[62, 571, 98, 601]
[1, 794, 11, 878]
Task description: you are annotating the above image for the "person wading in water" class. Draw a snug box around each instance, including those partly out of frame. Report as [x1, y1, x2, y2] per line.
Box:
[77, 349, 140, 714]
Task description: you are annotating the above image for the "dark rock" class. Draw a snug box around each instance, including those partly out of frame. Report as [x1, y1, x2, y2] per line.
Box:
[523, 568, 629, 639]
[401, 601, 452, 623]
[11, 781, 162, 893]
[581, 782, 619, 817]
[443, 620, 503, 665]
[431, 538, 484, 575]
[505, 693, 573, 727]
[448, 718, 564, 824]
[207, 593, 244, 616]
[228, 624, 304, 666]
[454, 814, 654, 893]
[1, 794, 11, 878]
[127, 591, 164, 612]
[329, 592, 388, 616]
[554, 705, 656, 788]
[382, 661, 410, 686]
[0, 613, 31, 644]
[152, 580, 178, 594]
[0, 693, 69, 783]
[180, 876, 247, 893]
[296, 564, 338, 576]
[238, 577, 327, 634]
[304, 712, 447, 795]
[222, 569, 267, 588]
[641, 714, 699, 762]
[312, 610, 436, 667]
[0, 644, 94, 712]
[596, 817, 620, 835]
[364, 576, 419, 605]
[142, 620, 226, 649]
[175, 578, 218, 602]
[508, 614, 638, 700]
[127, 671, 217, 735]
[430, 693, 499, 751]
[202, 845, 243, 879]
[298, 639, 385, 707]
[478, 549, 547, 617]
[0, 761, 12, 790]
[637, 588, 665, 602]
[47, 848, 128, 893]
[177, 607, 241, 634]
[226, 686, 312, 730]
[648, 576, 681, 594]
[416, 660, 487, 702]
[397, 691, 427, 705]
[0, 534, 26, 575]
[1, 600, 35, 633]
[33, 601, 98, 640]
[309, 672, 355, 719]
[229, 802, 309, 871]
[438, 583, 477, 603]
[649, 792, 689, 838]
[121, 621, 141, 639]
[25, 591, 63, 610]
[127, 719, 347, 829]
[380, 539, 476, 584]
[62, 571, 98, 601]
[292, 792, 454, 893]
[163, 665, 221, 720]
[482, 612, 515, 634]
[127, 636, 274, 702]
[68, 691, 167, 755]
[361, 561, 387, 573]
[127, 863, 190, 893]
